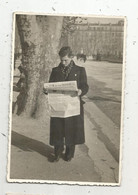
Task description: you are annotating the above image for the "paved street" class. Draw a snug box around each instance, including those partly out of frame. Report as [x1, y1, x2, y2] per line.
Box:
[10, 60, 123, 184]
[82, 60, 122, 182]
[84, 60, 122, 127]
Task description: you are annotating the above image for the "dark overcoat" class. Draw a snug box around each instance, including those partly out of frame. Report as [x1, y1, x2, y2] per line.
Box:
[49, 60, 89, 146]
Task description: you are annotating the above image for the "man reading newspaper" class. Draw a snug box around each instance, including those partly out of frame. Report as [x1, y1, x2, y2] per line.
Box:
[44, 47, 89, 162]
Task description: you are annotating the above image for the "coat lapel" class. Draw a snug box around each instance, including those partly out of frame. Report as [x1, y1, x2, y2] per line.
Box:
[56, 66, 66, 81]
[57, 61, 78, 81]
[66, 62, 78, 81]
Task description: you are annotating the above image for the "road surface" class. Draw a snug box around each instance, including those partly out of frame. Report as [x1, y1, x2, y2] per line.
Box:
[82, 60, 122, 183]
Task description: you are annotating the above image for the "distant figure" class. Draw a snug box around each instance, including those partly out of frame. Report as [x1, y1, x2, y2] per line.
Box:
[96, 52, 101, 61]
[12, 65, 27, 115]
[16, 66, 27, 115]
[80, 48, 84, 54]
[77, 53, 87, 63]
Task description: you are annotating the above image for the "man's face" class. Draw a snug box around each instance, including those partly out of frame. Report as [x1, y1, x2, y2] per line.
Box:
[60, 55, 72, 66]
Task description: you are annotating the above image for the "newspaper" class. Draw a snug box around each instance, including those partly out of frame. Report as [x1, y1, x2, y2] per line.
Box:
[44, 80, 78, 91]
[44, 81, 80, 118]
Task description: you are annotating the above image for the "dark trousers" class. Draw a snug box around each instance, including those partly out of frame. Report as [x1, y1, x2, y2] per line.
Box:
[65, 145, 75, 158]
[54, 144, 75, 158]
[54, 145, 64, 157]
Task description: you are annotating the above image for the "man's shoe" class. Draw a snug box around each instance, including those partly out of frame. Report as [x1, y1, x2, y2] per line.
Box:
[64, 155, 72, 162]
[66, 157, 72, 162]
[52, 155, 60, 162]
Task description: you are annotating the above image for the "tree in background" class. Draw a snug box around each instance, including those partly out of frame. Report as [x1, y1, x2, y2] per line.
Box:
[16, 14, 63, 120]
[59, 16, 78, 48]
[60, 16, 88, 48]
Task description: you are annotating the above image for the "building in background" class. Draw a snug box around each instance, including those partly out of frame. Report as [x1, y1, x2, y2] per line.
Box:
[68, 20, 124, 63]
[15, 17, 124, 64]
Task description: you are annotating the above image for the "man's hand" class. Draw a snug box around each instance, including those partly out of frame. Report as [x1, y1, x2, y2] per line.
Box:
[70, 91, 77, 97]
[43, 88, 48, 95]
[77, 89, 82, 96]
[70, 89, 82, 97]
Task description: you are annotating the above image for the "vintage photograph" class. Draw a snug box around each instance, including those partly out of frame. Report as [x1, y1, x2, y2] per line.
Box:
[8, 13, 125, 185]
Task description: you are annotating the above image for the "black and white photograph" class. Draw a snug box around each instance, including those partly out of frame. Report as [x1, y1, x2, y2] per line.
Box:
[8, 13, 125, 185]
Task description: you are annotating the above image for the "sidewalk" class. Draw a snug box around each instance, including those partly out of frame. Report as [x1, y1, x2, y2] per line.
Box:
[9, 115, 101, 183]
[10, 99, 120, 184]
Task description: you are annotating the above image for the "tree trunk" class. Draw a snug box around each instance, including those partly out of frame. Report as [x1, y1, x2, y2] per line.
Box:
[16, 15, 63, 120]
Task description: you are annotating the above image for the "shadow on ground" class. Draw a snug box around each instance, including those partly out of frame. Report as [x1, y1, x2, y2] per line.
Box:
[11, 131, 55, 162]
